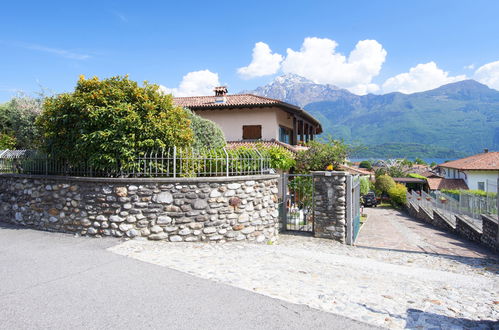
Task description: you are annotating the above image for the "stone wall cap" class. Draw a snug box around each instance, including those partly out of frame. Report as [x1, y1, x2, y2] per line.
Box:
[311, 171, 348, 176]
[0, 173, 280, 183]
[481, 214, 498, 224]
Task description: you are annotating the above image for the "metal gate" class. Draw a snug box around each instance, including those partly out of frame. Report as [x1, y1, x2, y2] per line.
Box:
[281, 174, 314, 233]
[346, 174, 361, 244]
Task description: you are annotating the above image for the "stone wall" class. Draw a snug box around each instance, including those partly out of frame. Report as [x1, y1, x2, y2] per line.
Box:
[481, 215, 499, 251]
[406, 202, 498, 252]
[312, 171, 347, 243]
[0, 174, 280, 243]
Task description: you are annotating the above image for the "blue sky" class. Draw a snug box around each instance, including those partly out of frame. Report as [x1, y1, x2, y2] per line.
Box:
[1, 0, 499, 101]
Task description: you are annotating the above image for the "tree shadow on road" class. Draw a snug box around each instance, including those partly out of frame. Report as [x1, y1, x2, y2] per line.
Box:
[406, 308, 498, 329]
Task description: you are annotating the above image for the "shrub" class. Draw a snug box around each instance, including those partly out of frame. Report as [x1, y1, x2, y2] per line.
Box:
[360, 177, 370, 195]
[36, 75, 193, 171]
[259, 145, 295, 171]
[442, 189, 497, 198]
[187, 110, 226, 149]
[375, 175, 396, 195]
[388, 183, 407, 206]
[295, 138, 348, 173]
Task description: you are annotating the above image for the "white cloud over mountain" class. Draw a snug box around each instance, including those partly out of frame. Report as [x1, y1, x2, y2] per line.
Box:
[160, 70, 219, 97]
[474, 60, 499, 91]
[382, 62, 467, 94]
[237, 38, 386, 95]
[237, 42, 283, 79]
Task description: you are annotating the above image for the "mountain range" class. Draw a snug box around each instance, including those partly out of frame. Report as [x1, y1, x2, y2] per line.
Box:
[245, 74, 499, 159]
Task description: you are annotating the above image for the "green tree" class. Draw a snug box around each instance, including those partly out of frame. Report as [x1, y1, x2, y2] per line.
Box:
[375, 175, 396, 195]
[360, 177, 370, 195]
[295, 138, 349, 173]
[260, 145, 295, 171]
[36, 75, 193, 170]
[187, 110, 226, 149]
[0, 94, 43, 149]
[359, 160, 372, 170]
[0, 132, 16, 149]
[414, 157, 427, 165]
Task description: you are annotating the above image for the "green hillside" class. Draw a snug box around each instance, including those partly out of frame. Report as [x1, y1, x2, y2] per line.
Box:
[305, 80, 499, 158]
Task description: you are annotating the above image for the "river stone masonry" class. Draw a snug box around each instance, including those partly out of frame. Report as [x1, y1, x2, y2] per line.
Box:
[0, 174, 280, 243]
[312, 171, 347, 243]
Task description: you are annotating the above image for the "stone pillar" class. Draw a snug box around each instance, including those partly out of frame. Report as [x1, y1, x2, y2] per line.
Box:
[312, 171, 347, 243]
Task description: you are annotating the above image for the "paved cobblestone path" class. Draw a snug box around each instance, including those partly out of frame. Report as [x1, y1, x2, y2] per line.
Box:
[357, 207, 494, 259]
[111, 228, 499, 329]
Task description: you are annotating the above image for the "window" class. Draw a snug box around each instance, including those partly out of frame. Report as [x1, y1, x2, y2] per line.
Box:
[279, 126, 292, 144]
[242, 125, 262, 140]
[478, 182, 485, 191]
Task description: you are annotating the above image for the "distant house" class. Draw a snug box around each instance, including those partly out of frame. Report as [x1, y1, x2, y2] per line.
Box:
[436, 150, 499, 192]
[173, 87, 322, 146]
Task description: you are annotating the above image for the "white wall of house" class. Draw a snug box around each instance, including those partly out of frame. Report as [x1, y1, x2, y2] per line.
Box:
[465, 171, 499, 192]
[194, 107, 293, 141]
[441, 166, 498, 192]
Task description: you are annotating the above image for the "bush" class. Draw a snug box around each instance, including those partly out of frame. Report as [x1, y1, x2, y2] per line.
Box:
[259, 145, 295, 171]
[388, 183, 407, 206]
[295, 138, 348, 173]
[375, 175, 396, 195]
[36, 76, 193, 171]
[360, 177, 370, 195]
[442, 189, 497, 198]
[187, 110, 226, 149]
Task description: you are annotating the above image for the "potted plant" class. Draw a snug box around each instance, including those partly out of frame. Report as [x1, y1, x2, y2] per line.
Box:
[439, 196, 447, 204]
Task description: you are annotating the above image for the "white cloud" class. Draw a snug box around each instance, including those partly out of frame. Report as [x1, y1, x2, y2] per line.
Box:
[237, 42, 283, 79]
[24, 43, 90, 60]
[159, 70, 220, 97]
[280, 37, 387, 94]
[474, 60, 499, 90]
[464, 64, 475, 70]
[382, 62, 466, 94]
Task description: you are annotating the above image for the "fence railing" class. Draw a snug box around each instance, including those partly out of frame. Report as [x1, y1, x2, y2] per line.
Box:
[408, 189, 497, 223]
[0, 148, 273, 178]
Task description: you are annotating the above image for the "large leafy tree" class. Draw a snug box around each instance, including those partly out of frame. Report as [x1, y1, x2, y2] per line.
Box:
[0, 94, 43, 149]
[36, 75, 193, 169]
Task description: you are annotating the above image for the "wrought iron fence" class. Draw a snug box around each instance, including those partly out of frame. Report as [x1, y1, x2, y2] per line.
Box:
[0, 147, 272, 178]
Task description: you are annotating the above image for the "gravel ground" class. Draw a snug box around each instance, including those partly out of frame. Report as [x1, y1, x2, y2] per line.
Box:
[109, 235, 499, 329]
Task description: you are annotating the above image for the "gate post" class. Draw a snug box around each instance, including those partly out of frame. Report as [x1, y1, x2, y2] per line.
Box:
[345, 175, 353, 245]
[312, 171, 347, 243]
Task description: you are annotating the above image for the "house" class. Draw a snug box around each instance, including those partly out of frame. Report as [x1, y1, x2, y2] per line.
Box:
[340, 164, 374, 180]
[436, 150, 499, 192]
[173, 87, 322, 145]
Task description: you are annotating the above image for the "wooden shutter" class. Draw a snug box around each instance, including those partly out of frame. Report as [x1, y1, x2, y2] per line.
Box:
[242, 125, 262, 140]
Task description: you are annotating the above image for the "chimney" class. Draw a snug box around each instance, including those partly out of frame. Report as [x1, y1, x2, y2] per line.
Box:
[484, 148, 489, 153]
[214, 86, 228, 103]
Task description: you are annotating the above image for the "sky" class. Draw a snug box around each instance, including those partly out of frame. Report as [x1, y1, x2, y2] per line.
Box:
[1, 0, 499, 101]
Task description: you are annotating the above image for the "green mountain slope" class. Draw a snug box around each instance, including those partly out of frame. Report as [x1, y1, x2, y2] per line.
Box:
[304, 80, 499, 157]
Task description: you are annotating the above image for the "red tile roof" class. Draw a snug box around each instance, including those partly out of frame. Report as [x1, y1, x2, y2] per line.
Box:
[340, 165, 373, 176]
[439, 151, 499, 170]
[173, 94, 322, 131]
[427, 178, 469, 190]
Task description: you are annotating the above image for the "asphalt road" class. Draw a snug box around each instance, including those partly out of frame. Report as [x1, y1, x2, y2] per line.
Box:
[0, 223, 374, 330]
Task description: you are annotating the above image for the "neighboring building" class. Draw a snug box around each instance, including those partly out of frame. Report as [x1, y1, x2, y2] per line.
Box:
[173, 87, 322, 145]
[426, 178, 468, 191]
[436, 150, 499, 192]
[340, 164, 374, 180]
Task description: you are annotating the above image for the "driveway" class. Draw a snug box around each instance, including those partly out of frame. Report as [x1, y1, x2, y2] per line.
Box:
[356, 206, 496, 259]
[0, 223, 371, 330]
